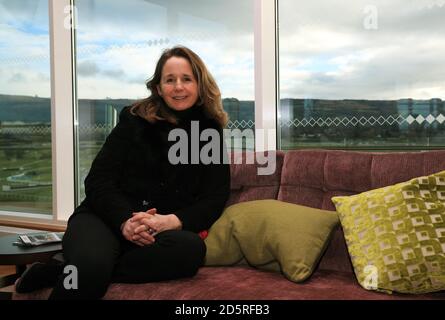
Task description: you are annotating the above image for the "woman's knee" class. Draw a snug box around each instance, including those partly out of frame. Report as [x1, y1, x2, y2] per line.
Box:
[184, 232, 206, 263]
[162, 230, 205, 254]
[64, 213, 119, 247]
[162, 230, 206, 274]
[62, 213, 120, 265]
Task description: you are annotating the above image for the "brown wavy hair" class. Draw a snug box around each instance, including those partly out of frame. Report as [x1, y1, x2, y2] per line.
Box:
[130, 46, 228, 128]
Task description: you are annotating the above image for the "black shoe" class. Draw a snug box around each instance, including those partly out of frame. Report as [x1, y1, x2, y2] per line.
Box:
[15, 262, 62, 294]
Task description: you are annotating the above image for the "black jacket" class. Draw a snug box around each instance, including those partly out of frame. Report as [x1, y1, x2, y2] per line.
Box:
[73, 105, 230, 235]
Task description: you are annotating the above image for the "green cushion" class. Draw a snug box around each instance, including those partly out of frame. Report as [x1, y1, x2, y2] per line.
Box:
[332, 170, 445, 294]
[204, 199, 339, 282]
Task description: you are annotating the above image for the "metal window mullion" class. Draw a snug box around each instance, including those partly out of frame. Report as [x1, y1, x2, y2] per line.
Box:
[49, 0, 75, 222]
[254, 0, 277, 152]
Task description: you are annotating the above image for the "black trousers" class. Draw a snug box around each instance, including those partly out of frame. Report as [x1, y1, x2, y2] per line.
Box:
[49, 212, 206, 300]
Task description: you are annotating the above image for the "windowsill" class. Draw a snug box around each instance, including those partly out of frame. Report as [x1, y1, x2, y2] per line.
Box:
[0, 216, 66, 232]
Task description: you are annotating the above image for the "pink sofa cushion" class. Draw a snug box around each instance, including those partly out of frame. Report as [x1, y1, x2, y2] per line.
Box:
[226, 151, 284, 207]
[277, 149, 445, 273]
[13, 266, 445, 300]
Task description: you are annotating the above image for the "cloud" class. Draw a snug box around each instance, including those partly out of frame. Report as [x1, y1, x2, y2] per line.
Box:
[74, 37, 254, 100]
[102, 69, 125, 78]
[279, 0, 445, 100]
[35, 72, 50, 82]
[72, 0, 254, 99]
[0, 25, 49, 61]
[0, 0, 44, 24]
[145, 0, 253, 33]
[74, 0, 252, 39]
[76, 76, 146, 100]
[77, 61, 100, 77]
[9, 73, 26, 82]
[74, 25, 254, 99]
[0, 67, 50, 97]
[4, 0, 443, 102]
[128, 76, 149, 85]
[77, 60, 126, 79]
[280, 44, 445, 100]
[2, 0, 254, 99]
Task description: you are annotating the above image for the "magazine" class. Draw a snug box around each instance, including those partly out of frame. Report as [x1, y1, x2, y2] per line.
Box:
[15, 232, 64, 247]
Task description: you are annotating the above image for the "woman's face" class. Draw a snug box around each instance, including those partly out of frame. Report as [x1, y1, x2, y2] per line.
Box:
[157, 56, 199, 111]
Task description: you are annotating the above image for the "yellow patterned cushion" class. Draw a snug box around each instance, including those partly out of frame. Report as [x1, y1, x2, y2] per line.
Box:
[332, 170, 445, 294]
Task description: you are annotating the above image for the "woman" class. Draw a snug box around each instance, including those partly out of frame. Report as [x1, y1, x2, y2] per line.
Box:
[16, 46, 231, 299]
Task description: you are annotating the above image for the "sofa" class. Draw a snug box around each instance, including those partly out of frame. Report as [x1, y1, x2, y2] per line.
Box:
[13, 149, 445, 300]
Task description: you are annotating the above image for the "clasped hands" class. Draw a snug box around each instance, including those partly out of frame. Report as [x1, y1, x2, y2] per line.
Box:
[121, 208, 182, 247]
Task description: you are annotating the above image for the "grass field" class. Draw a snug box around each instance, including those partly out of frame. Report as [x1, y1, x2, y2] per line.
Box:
[0, 140, 52, 214]
[0, 137, 105, 215]
[0, 126, 110, 214]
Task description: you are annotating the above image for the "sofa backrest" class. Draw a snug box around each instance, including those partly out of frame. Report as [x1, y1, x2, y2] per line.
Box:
[226, 151, 284, 207]
[227, 149, 445, 274]
[278, 149, 445, 273]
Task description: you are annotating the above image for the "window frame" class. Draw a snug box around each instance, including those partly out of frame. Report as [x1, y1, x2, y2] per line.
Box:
[0, 0, 76, 228]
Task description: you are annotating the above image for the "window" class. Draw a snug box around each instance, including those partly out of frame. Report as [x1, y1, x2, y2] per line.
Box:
[0, 0, 52, 215]
[74, 0, 254, 203]
[3, 0, 444, 227]
[279, 0, 445, 150]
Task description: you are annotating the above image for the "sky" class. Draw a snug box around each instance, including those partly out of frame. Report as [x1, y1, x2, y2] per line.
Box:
[0, 0, 51, 97]
[279, 0, 445, 100]
[0, 0, 444, 101]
